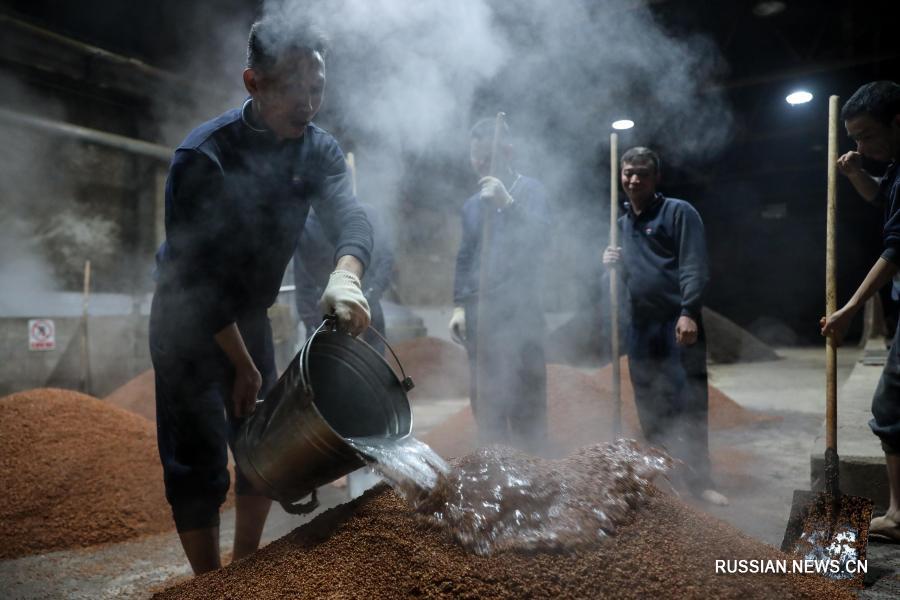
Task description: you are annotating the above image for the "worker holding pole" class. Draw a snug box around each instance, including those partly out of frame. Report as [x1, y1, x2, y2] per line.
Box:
[822, 80, 900, 541]
[449, 117, 550, 454]
[602, 146, 726, 506]
[150, 17, 373, 575]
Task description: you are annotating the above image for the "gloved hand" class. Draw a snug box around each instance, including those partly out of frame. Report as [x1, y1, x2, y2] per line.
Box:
[318, 270, 371, 336]
[448, 306, 466, 344]
[479, 176, 513, 209]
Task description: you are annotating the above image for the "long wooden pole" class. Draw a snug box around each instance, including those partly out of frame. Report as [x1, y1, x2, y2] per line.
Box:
[475, 112, 506, 434]
[346, 151, 358, 196]
[609, 133, 621, 437]
[80, 260, 92, 395]
[825, 95, 839, 457]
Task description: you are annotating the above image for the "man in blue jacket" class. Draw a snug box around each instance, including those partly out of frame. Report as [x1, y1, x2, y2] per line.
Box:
[822, 80, 900, 541]
[150, 17, 372, 574]
[603, 146, 727, 506]
[449, 118, 549, 453]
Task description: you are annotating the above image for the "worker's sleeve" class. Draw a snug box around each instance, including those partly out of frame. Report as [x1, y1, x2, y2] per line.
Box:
[363, 207, 395, 301]
[453, 204, 479, 305]
[292, 239, 324, 328]
[675, 204, 709, 320]
[506, 179, 551, 231]
[882, 194, 900, 266]
[310, 141, 373, 271]
[164, 149, 238, 335]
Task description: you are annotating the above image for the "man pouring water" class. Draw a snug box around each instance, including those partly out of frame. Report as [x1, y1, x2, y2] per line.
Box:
[149, 16, 372, 575]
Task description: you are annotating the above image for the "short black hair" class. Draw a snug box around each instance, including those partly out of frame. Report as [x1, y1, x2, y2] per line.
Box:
[470, 117, 511, 143]
[841, 81, 900, 125]
[621, 146, 661, 174]
[247, 15, 329, 73]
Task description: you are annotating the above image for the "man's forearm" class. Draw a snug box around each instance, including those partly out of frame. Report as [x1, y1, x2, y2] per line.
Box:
[214, 323, 255, 371]
[847, 171, 881, 204]
[845, 257, 899, 311]
[335, 254, 364, 279]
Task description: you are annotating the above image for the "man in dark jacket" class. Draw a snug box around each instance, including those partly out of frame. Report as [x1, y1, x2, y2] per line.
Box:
[449, 118, 549, 453]
[603, 146, 727, 505]
[150, 17, 372, 574]
[294, 204, 394, 354]
[822, 80, 900, 541]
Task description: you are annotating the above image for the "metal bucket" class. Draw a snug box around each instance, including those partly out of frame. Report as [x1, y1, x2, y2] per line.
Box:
[234, 318, 414, 514]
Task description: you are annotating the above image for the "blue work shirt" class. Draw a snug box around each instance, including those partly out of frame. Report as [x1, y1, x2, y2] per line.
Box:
[453, 174, 550, 306]
[879, 162, 900, 265]
[618, 193, 709, 321]
[154, 105, 372, 345]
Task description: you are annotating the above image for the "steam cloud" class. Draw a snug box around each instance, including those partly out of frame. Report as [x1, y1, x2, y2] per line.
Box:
[256, 0, 733, 306]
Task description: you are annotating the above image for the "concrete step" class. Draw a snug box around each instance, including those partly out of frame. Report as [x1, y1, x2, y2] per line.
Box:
[810, 341, 890, 510]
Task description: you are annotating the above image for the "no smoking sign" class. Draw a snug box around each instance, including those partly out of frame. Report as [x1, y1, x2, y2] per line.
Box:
[28, 319, 56, 351]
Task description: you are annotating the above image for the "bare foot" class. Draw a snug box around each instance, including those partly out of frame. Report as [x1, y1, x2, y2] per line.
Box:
[700, 489, 729, 506]
[870, 514, 900, 542]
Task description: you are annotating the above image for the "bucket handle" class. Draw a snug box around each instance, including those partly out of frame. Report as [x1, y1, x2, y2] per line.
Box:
[299, 315, 415, 394]
[298, 317, 334, 396]
[279, 489, 319, 515]
[362, 325, 415, 392]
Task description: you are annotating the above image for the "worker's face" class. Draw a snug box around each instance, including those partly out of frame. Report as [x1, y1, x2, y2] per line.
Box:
[243, 50, 326, 140]
[845, 114, 900, 163]
[621, 160, 659, 205]
[470, 137, 510, 179]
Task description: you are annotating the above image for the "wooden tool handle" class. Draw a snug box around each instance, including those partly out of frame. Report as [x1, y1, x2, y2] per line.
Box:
[609, 132, 621, 436]
[475, 113, 506, 412]
[825, 95, 839, 452]
[81, 260, 92, 395]
[488, 112, 506, 178]
[346, 152, 358, 197]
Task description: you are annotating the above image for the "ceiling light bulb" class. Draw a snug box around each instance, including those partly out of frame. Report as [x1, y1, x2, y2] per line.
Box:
[612, 119, 634, 130]
[786, 91, 813, 105]
[753, 1, 786, 17]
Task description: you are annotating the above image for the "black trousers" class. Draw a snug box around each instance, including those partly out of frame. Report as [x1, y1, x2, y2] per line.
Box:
[150, 296, 277, 532]
[464, 297, 547, 454]
[871, 320, 900, 454]
[627, 314, 711, 489]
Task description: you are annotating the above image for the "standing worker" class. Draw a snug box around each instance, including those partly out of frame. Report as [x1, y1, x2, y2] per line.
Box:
[602, 146, 727, 506]
[821, 80, 900, 541]
[150, 17, 373, 575]
[294, 204, 394, 354]
[449, 118, 550, 453]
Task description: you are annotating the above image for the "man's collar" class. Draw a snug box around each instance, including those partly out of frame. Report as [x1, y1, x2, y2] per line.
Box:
[627, 192, 664, 219]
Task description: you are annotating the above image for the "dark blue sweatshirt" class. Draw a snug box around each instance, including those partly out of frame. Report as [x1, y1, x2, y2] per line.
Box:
[879, 162, 900, 265]
[618, 193, 708, 321]
[453, 175, 550, 306]
[154, 106, 372, 344]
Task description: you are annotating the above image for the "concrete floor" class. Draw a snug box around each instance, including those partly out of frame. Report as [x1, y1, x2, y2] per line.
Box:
[705, 346, 900, 598]
[3, 342, 900, 598]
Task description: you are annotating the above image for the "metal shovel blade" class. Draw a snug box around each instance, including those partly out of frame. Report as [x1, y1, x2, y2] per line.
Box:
[781, 489, 873, 584]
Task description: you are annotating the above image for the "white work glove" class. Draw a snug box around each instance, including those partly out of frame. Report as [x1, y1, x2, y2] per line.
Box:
[479, 176, 513, 209]
[318, 270, 371, 336]
[448, 306, 466, 345]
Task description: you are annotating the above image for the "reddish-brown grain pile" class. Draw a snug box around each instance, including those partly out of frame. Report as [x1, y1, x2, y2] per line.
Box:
[423, 359, 778, 459]
[387, 336, 470, 399]
[105, 368, 156, 420]
[0, 388, 172, 558]
[155, 483, 853, 600]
